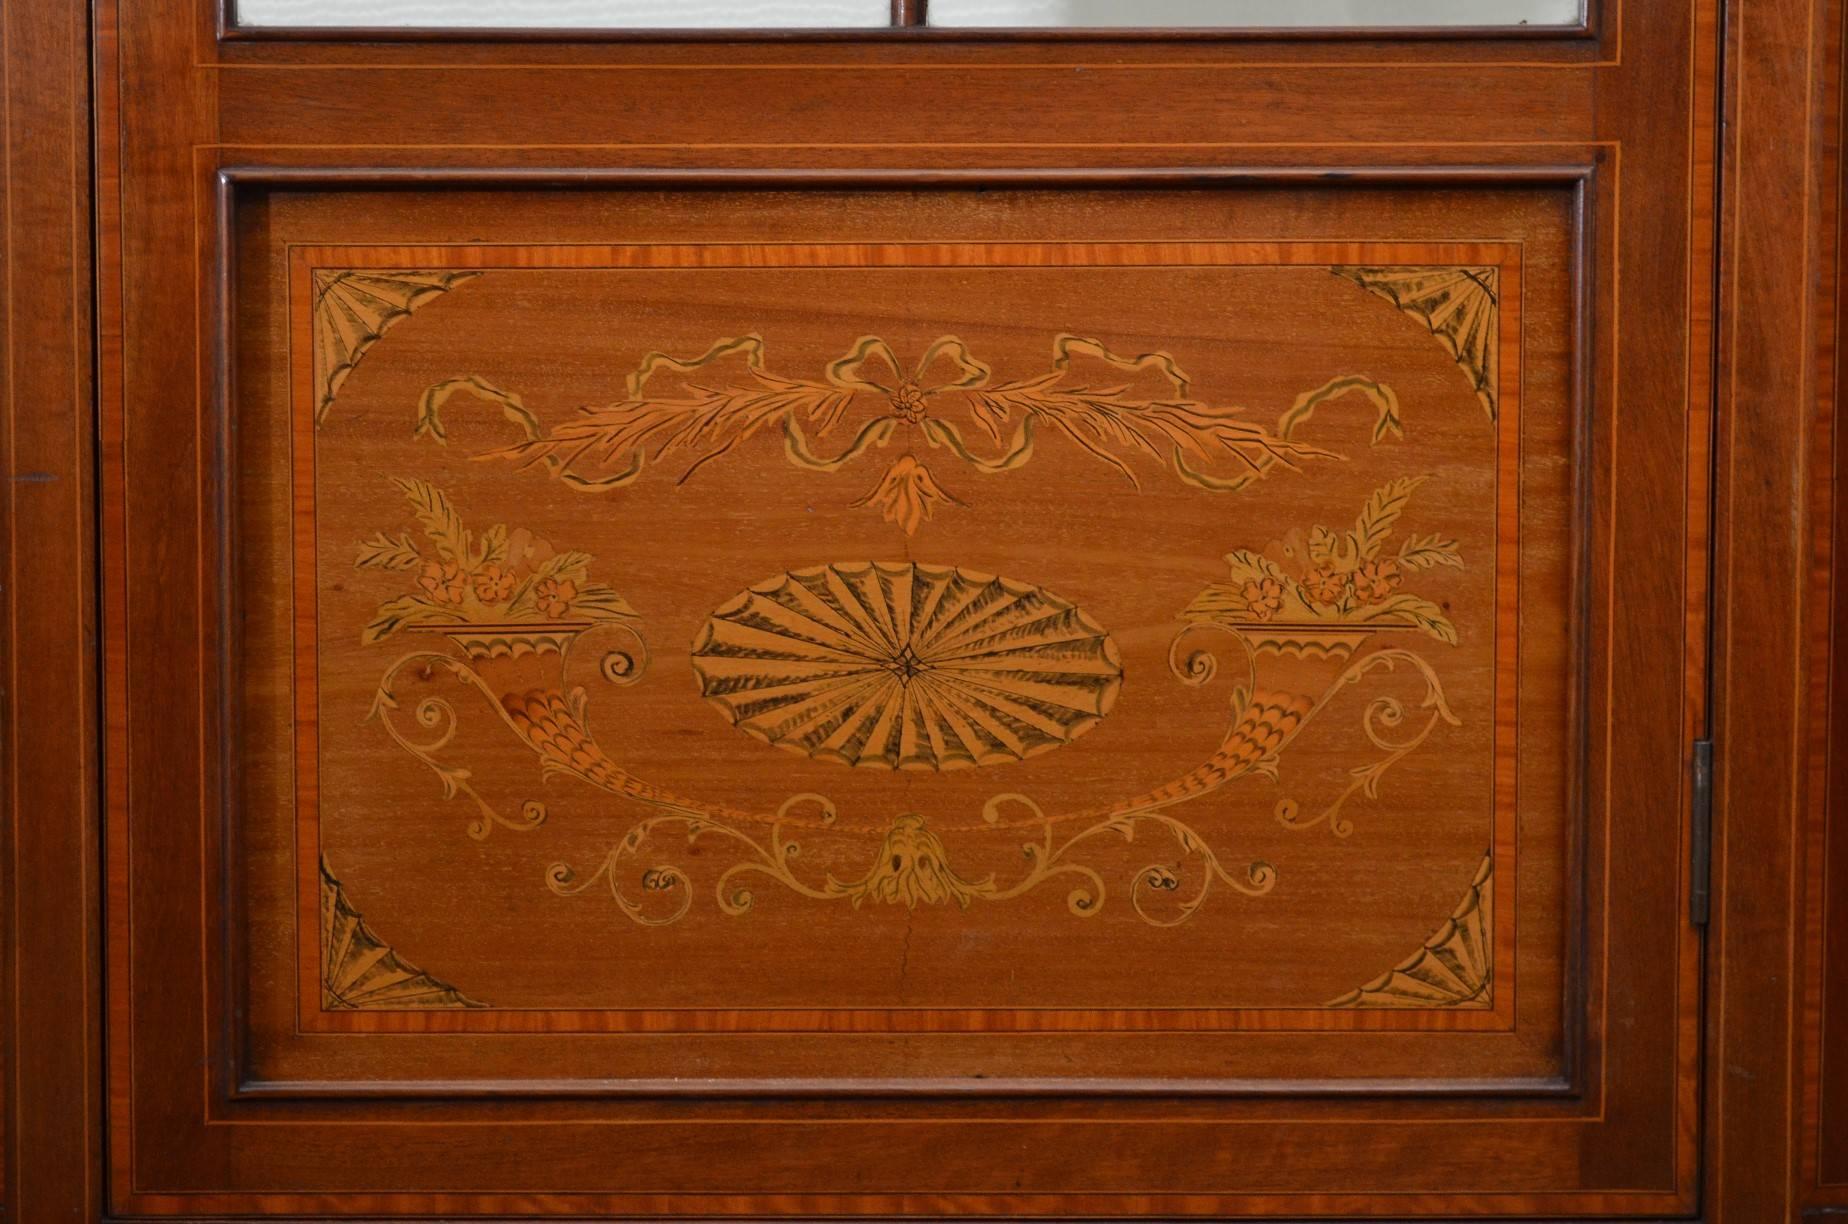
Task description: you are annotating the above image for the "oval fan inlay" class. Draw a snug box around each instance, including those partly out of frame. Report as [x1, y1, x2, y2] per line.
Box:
[690, 562, 1123, 771]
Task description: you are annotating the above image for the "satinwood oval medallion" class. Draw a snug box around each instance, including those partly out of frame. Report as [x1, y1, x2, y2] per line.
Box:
[690, 561, 1123, 772]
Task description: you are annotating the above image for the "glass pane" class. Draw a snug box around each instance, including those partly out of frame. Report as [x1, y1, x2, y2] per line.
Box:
[234, 0, 891, 28]
[928, 0, 1582, 26]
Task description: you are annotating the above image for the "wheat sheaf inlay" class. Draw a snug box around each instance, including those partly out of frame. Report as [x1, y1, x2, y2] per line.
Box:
[691, 562, 1124, 772]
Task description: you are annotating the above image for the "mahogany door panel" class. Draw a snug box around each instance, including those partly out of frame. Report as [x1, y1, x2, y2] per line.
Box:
[232, 185, 1559, 1091]
[98, 0, 1712, 1215]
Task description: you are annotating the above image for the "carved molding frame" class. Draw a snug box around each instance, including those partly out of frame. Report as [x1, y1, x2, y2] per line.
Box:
[204, 164, 1596, 1106]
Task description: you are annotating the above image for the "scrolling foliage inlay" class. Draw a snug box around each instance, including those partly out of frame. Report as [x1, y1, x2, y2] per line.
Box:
[347, 472, 1463, 930]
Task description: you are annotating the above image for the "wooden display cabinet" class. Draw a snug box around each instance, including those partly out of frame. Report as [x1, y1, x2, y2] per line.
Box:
[1, 0, 1844, 1218]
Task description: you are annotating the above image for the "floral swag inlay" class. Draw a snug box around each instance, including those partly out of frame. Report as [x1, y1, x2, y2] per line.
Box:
[408, 332, 1417, 534]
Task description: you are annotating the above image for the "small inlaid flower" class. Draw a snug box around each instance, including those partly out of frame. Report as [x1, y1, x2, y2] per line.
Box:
[1242, 576, 1285, 621]
[473, 563, 515, 604]
[533, 576, 579, 618]
[888, 380, 928, 422]
[418, 560, 468, 605]
[827, 335, 991, 429]
[1302, 567, 1350, 608]
[1353, 558, 1403, 604]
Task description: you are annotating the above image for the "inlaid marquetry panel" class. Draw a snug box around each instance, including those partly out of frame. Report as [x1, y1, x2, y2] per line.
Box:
[94, 0, 1721, 1198]
[276, 237, 1519, 1021]
[224, 187, 1577, 1093]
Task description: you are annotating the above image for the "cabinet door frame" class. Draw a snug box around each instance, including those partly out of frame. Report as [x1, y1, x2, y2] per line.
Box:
[107, 0, 1706, 1199]
[0, 0, 1839, 1218]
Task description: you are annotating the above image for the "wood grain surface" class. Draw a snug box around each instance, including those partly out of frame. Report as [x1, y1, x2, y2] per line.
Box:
[1827, 6, 1848, 1206]
[1820, 18, 1848, 1193]
[1707, 0, 1848, 1220]
[92, 0, 1716, 1208]
[257, 233, 1527, 1048]
[0, 0, 1799, 1217]
[0, 0, 105, 1218]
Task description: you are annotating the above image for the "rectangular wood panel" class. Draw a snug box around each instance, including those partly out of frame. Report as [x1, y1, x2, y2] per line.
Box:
[222, 187, 1572, 1097]
[293, 244, 1519, 1020]
[94, 0, 1716, 1212]
[103, 161, 1696, 1212]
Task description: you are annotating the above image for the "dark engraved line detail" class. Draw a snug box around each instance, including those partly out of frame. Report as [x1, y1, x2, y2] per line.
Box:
[312, 268, 481, 425]
[1327, 853, 1493, 1008]
[691, 562, 1124, 772]
[1331, 265, 1500, 421]
[320, 857, 486, 1009]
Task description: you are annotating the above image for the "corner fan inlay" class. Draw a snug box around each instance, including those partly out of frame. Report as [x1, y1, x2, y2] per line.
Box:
[320, 858, 483, 1009]
[312, 269, 479, 425]
[1332, 266, 1500, 419]
[691, 562, 1123, 772]
[1330, 854, 1493, 1008]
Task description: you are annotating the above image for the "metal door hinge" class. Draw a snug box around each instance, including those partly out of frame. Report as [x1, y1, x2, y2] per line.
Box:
[1690, 739, 1714, 926]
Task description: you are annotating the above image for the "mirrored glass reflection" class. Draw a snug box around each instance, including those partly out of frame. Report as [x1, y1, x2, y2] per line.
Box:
[927, 0, 1583, 27]
[235, 0, 892, 28]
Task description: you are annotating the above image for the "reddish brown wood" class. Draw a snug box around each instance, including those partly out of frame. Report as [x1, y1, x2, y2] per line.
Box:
[1805, 0, 1848, 1204]
[1709, 0, 1846, 1219]
[251, 223, 1539, 1063]
[0, 0, 106, 1218]
[0, 0, 1824, 1216]
[89, 0, 1722, 1210]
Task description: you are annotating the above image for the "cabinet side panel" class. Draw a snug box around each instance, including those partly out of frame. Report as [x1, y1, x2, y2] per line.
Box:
[0, 0, 104, 1217]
